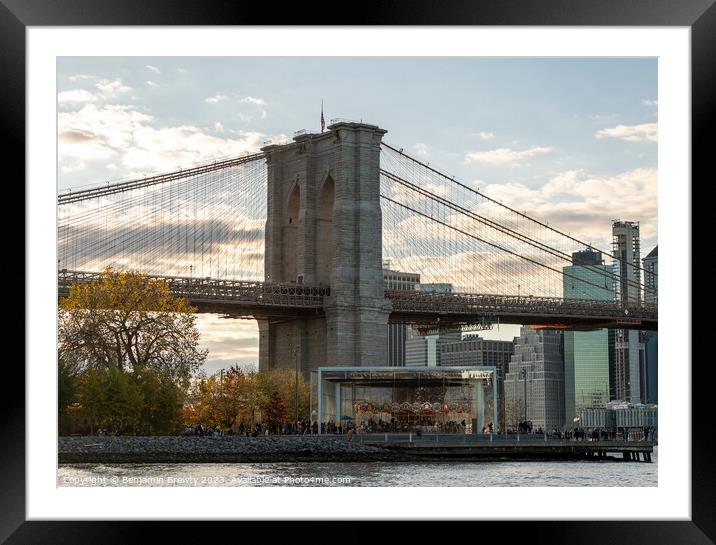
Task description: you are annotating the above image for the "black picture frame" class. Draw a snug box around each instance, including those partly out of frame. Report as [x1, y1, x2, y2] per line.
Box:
[3, 0, 711, 542]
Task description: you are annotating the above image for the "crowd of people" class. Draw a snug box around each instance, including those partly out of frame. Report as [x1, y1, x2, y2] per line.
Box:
[178, 420, 656, 442]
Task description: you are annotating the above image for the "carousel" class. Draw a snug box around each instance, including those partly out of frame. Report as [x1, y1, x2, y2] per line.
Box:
[313, 366, 497, 434]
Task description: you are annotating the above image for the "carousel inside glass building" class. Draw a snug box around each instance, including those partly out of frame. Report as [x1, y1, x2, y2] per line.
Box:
[313, 367, 497, 434]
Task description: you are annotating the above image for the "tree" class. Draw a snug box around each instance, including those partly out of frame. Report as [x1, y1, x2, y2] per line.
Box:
[505, 399, 524, 432]
[181, 366, 310, 432]
[263, 390, 289, 431]
[265, 369, 310, 422]
[135, 369, 184, 435]
[76, 366, 144, 435]
[58, 353, 80, 416]
[59, 267, 207, 387]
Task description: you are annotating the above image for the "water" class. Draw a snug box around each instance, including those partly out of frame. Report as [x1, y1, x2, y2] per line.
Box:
[58, 448, 656, 487]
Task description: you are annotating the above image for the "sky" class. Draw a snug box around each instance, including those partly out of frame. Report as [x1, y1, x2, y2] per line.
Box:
[57, 57, 658, 374]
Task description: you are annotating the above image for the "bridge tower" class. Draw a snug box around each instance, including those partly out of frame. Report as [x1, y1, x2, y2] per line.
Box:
[258, 122, 391, 374]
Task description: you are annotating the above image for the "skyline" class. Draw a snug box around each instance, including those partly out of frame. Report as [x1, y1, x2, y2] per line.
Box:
[57, 57, 658, 374]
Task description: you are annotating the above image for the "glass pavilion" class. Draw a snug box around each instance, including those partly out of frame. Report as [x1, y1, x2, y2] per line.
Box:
[313, 366, 498, 434]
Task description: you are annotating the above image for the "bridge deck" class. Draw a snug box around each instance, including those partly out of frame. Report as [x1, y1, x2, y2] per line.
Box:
[58, 271, 657, 330]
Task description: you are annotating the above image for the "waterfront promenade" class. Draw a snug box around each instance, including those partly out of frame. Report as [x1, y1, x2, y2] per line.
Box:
[59, 434, 654, 464]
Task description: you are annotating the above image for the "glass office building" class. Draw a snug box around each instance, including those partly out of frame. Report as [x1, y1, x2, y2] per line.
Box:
[314, 366, 497, 434]
[563, 250, 615, 421]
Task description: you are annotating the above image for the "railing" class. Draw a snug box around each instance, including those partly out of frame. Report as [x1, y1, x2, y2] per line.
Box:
[57, 270, 328, 309]
[350, 432, 656, 446]
[386, 289, 657, 322]
[57, 270, 657, 323]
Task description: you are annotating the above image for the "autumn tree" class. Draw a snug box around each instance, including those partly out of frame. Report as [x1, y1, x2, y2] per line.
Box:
[181, 367, 310, 432]
[264, 369, 310, 422]
[59, 267, 207, 386]
[263, 390, 289, 431]
[59, 268, 207, 434]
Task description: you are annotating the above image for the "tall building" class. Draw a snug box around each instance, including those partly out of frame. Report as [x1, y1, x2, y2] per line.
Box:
[416, 283, 453, 293]
[440, 334, 516, 430]
[643, 246, 658, 304]
[612, 221, 642, 302]
[612, 221, 645, 403]
[383, 268, 421, 291]
[642, 246, 658, 403]
[383, 268, 420, 366]
[562, 249, 615, 422]
[405, 327, 461, 366]
[405, 282, 456, 367]
[504, 326, 565, 432]
[643, 331, 658, 404]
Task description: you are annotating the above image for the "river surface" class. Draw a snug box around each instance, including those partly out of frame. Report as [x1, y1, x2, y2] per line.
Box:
[58, 448, 656, 487]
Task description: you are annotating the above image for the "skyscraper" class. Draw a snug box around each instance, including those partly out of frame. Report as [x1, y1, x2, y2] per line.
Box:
[562, 249, 615, 421]
[643, 246, 658, 305]
[642, 245, 658, 403]
[504, 326, 565, 432]
[405, 282, 456, 367]
[382, 268, 421, 366]
[612, 221, 645, 403]
[440, 334, 515, 431]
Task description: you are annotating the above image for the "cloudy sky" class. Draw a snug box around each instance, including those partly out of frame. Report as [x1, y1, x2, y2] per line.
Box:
[57, 57, 658, 373]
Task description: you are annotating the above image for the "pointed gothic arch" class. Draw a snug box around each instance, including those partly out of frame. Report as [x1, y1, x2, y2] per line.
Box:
[316, 175, 335, 285]
[283, 183, 301, 282]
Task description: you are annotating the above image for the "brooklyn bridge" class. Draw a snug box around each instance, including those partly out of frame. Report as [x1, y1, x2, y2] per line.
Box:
[58, 121, 657, 372]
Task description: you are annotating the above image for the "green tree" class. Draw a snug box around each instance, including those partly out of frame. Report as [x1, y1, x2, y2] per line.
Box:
[76, 366, 144, 435]
[58, 353, 80, 416]
[135, 369, 184, 435]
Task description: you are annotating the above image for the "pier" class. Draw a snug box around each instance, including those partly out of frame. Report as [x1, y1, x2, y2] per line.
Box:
[351, 433, 655, 462]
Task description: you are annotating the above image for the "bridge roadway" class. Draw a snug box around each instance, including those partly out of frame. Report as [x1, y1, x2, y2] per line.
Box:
[58, 270, 657, 331]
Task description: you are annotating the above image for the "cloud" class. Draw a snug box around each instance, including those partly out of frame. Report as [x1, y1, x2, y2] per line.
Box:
[241, 96, 267, 106]
[381, 165, 657, 296]
[60, 161, 86, 174]
[69, 74, 97, 82]
[480, 167, 657, 249]
[121, 125, 269, 173]
[642, 99, 658, 107]
[472, 131, 495, 141]
[59, 128, 99, 143]
[58, 104, 152, 162]
[595, 122, 657, 143]
[413, 143, 429, 156]
[195, 315, 259, 371]
[145, 80, 159, 88]
[205, 94, 228, 104]
[58, 103, 283, 175]
[95, 79, 132, 97]
[590, 113, 619, 124]
[144, 65, 161, 74]
[214, 121, 224, 132]
[464, 146, 553, 166]
[59, 217, 264, 271]
[58, 89, 98, 104]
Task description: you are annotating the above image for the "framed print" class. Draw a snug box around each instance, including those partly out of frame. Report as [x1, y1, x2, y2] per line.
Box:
[4, 0, 713, 542]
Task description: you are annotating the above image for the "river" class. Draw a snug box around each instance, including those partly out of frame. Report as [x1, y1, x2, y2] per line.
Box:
[58, 447, 656, 487]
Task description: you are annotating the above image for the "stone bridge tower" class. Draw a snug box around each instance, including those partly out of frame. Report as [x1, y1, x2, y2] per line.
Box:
[258, 122, 391, 374]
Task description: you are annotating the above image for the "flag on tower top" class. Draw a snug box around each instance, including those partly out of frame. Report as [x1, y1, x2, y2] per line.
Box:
[320, 101, 325, 133]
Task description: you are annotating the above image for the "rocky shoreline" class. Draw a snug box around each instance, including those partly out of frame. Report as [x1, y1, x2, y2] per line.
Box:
[58, 435, 409, 463]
